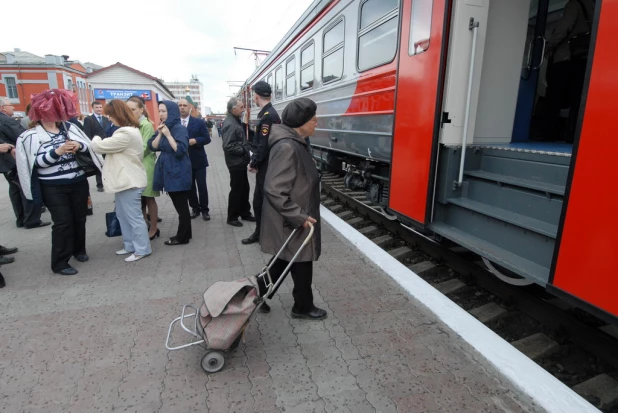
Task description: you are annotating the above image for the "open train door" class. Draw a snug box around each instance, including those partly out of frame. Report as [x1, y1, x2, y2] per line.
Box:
[388, 0, 450, 225]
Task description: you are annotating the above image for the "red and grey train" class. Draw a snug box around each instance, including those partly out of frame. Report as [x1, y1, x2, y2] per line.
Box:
[239, 0, 617, 323]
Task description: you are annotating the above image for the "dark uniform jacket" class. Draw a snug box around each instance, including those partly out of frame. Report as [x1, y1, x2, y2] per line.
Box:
[0, 112, 24, 173]
[260, 124, 321, 262]
[185, 116, 211, 169]
[250, 102, 280, 170]
[222, 113, 250, 171]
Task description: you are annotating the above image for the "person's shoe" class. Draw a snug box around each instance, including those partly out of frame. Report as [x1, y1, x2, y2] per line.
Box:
[41, 206, 47, 213]
[54, 267, 78, 276]
[190, 210, 200, 219]
[125, 253, 150, 262]
[116, 249, 133, 255]
[0, 246, 18, 255]
[0, 256, 15, 265]
[86, 208, 93, 216]
[149, 229, 160, 240]
[97, 187, 104, 192]
[241, 232, 259, 245]
[202, 214, 210, 221]
[241, 215, 256, 222]
[164, 238, 188, 246]
[259, 302, 271, 313]
[25, 221, 51, 229]
[227, 220, 243, 227]
[291, 307, 327, 320]
[74, 254, 89, 263]
[0, 272, 5, 288]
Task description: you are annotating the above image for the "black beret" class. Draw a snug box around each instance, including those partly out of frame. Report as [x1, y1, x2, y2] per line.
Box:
[252, 81, 272, 98]
[282, 97, 317, 128]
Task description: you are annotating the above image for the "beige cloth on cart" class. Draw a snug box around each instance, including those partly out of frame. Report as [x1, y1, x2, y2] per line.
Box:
[199, 276, 259, 350]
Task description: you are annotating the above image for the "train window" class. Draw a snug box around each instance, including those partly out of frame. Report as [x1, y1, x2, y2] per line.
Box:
[360, 0, 398, 30]
[266, 73, 274, 93]
[301, 42, 315, 91]
[286, 56, 296, 97]
[322, 19, 345, 84]
[357, 0, 400, 72]
[409, 0, 433, 55]
[275, 65, 284, 101]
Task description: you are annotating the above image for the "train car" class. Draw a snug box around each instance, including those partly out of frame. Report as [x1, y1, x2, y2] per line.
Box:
[240, 0, 617, 324]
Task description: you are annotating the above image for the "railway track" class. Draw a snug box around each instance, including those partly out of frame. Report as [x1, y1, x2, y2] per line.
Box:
[320, 172, 618, 413]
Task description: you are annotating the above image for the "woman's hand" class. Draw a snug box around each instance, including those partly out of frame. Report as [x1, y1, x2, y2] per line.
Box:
[55, 142, 78, 156]
[0, 143, 14, 154]
[303, 216, 317, 229]
[158, 123, 170, 137]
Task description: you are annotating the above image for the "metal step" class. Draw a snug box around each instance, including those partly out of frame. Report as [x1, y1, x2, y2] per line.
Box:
[429, 222, 549, 285]
[447, 197, 558, 238]
[461, 178, 563, 226]
[464, 170, 565, 196]
[475, 149, 570, 185]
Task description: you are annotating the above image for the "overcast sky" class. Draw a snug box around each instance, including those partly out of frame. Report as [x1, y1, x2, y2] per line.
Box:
[0, 0, 314, 113]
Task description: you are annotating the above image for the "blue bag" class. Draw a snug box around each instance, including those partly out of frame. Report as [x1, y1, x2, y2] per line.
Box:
[105, 211, 122, 237]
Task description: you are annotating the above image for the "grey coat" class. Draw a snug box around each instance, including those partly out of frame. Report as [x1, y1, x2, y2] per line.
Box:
[260, 124, 321, 262]
[547, 0, 595, 63]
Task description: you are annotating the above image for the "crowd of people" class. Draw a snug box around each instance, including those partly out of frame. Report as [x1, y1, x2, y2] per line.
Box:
[0, 84, 327, 320]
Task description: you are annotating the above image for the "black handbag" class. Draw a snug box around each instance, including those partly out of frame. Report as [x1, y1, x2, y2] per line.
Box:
[74, 149, 99, 177]
[569, 0, 592, 60]
[105, 211, 122, 237]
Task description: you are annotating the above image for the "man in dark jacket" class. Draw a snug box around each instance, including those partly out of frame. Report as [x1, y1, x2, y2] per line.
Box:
[242, 81, 281, 245]
[83, 101, 110, 191]
[0, 97, 48, 229]
[179, 98, 212, 221]
[222, 97, 255, 227]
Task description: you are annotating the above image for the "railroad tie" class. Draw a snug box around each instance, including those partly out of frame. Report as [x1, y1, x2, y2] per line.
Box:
[469, 302, 507, 324]
[434, 278, 466, 295]
[358, 226, 379, 237]
[572, 374, 618, 410]
[511, 333, 559, 361]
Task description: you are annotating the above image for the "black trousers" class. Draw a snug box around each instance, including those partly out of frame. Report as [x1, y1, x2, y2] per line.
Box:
[545, 59, 587, 143]
[95, 171, 103, 188]
[252, 168, 267, 237]
[41, 180, 89, 272]
[188, 167, 209, 214]
[257, 259, 314, 313]
[5, 173, 42, 228]
[227, 168, 251, 221]
[169, 191, 192, 243]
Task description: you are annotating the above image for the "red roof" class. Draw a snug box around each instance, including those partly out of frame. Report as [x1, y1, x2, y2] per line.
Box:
[87, 62, 174, 98]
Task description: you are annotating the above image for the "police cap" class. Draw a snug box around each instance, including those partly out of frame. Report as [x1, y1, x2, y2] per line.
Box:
[252, 81, 272, 98]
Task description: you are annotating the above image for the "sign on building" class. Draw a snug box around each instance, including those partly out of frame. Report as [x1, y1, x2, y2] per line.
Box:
[94, 89, 152, 101]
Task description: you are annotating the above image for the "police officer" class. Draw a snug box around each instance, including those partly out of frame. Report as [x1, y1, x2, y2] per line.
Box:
[242, 81, 281, 246]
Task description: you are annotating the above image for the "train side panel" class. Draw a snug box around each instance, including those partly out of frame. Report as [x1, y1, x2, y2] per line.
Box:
[551, 0, 618, 319]
[388, 0, 448, 224]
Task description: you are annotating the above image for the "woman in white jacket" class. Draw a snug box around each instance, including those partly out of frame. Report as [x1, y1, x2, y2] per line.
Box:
[91, 100, 152, 262]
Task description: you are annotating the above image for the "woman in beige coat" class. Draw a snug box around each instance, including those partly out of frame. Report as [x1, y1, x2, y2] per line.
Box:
[257, 97, 325, 320]
[91, 100, 152, 262]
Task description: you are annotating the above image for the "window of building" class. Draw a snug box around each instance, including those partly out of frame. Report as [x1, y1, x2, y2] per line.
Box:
[409, 0, 433, 55]
[275, 65, 284, 101]
[322, 19, 345, 84]
[4, 76, 18, 99]
[286, 56, 296, 97]
[357, 0, 400, 71]
[300, 41, 315, 91]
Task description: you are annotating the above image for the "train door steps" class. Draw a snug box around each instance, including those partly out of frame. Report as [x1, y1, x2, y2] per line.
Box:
[429, 222, 549, 285]
[463, 170, 566, 196]
[446, 197, 558, 238]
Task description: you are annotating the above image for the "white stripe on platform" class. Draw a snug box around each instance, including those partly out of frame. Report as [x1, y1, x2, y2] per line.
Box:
[320, 206, 599, 413]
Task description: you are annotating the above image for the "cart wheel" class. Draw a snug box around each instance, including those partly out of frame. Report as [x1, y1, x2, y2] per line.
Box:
[201, 351, 225, 373]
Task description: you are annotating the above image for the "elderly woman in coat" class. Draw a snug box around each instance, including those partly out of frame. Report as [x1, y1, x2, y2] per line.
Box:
[257, 97, 326, 320]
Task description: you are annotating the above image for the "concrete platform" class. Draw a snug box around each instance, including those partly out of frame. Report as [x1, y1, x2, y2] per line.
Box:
[0, 129, 582, 412]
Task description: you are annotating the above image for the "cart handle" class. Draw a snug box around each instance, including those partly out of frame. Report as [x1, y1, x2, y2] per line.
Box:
[264, 222, 314, 293]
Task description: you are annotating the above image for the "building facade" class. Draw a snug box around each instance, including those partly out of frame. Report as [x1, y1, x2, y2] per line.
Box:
[0, 49, 93, 115]
[165, 76, 203, 113]
[87, 62, 175, 126]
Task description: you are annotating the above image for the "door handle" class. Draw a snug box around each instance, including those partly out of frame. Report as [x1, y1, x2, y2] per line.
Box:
[330, 136, 338, 143]
[532, 36, 546, 70]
